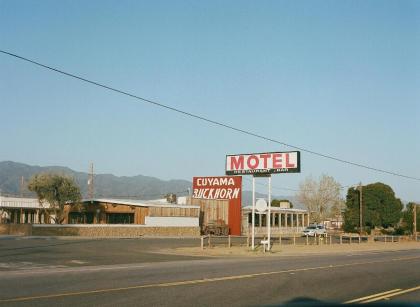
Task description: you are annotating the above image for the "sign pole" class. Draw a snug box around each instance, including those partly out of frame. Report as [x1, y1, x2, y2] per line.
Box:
[225, 151, 301, 250]
[267, 176, 271, 250]
[414, 204, 417, 241]
[252, 176, 256, 250]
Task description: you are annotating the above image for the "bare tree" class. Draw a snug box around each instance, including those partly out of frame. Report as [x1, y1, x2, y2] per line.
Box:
[296, 174, 343, 223]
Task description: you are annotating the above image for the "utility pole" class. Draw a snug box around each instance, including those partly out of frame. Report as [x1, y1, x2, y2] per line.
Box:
[20, 176, 25, 197]
[414, 203, 418, 242]
[88, 163, 94, 200]
[358, 183, 363, 235]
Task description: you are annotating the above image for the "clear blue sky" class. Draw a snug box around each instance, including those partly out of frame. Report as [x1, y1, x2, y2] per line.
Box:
[0, 0, 419, 201]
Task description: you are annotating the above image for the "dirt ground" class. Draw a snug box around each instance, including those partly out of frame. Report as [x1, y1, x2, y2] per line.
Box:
[166, 241, 420, 257]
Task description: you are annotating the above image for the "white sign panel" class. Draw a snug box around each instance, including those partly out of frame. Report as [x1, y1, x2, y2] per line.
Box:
[226, 151, 300, 175]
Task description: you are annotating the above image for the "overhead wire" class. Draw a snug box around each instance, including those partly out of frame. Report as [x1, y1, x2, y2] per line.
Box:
[1, 50, 419, 182]
[242, 177, 357, 193]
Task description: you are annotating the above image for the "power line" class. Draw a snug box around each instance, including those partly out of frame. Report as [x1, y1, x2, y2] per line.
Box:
[1, 49, 420, 182]
[242, 177, 357, 192]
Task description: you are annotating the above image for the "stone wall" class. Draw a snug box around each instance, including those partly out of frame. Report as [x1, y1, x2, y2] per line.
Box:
[0, 224, 32, 236]
[32, 225, 200, 237]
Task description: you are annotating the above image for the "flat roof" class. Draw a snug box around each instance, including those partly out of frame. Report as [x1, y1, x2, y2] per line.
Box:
[0, 196, 51, 209]
[83, 198, 200, 209]
[242, 205, 307, 213]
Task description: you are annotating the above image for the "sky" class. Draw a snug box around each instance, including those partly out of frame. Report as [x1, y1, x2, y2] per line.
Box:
[0, 0, 419, 201]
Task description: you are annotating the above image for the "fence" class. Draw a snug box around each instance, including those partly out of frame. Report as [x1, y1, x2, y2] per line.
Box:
[200, 233, 418, 250]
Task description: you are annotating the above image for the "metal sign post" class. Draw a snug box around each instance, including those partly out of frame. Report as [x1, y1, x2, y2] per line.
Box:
[225, 151, 301, 251]
[267, 176, 271, 250]
[252, 176, 256, 250]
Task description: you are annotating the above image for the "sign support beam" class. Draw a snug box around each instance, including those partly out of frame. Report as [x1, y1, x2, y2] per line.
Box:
[268, 176, 271, 250]
[252, 176, 256, 250]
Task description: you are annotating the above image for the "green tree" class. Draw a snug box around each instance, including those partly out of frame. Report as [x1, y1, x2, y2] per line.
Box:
[400, 203, 420, 234]
[343, 182, 403, 233]
[28, 173, 81, 224]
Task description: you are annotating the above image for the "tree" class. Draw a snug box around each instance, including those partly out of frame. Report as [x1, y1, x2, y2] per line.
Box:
[400, 202, 420, 234]
[296, 174, 343, 223]
[28, 173, 81, 224]
[343, 182, 403, 233]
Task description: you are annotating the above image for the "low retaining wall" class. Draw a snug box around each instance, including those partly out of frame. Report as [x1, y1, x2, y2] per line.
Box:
[32, 225, 200, 237]
[0, 224, 32, 236]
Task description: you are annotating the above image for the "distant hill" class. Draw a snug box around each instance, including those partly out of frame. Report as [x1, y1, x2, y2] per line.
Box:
[0, 161, 191, 200]
[0, 161, 299, 206]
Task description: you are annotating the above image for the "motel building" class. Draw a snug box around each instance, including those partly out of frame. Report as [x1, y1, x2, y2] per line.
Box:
[1, 194, 309, 236]
[0, 195, 200, 228]
[241, 201, 310, 235]
[63, 197, 200, 227]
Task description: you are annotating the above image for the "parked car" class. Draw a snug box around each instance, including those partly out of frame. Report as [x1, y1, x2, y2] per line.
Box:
[302, 225, 326, 237]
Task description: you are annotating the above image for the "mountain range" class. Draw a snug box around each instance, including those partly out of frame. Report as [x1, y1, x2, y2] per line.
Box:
[0, 161, 298, 206]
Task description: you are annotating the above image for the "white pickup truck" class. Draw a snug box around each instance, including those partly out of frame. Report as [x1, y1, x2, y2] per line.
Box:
[302, 225, 326, 236]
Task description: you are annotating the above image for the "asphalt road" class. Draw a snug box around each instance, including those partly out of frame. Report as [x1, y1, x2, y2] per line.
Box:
[0, 237, 419, 306]
[0, 236, 204, 269]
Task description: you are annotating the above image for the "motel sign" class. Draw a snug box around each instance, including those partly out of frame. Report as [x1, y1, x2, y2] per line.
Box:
[225, 151, 301, 175]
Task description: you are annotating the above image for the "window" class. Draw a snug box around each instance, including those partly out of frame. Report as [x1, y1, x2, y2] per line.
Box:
[274, 214, 279, 226]
[69, 212, 94, 224]
[106, 213, 134, 224]
[261, 214, 266, 227]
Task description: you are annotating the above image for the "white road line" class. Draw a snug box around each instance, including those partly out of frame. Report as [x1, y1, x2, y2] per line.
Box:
[0, 264, 146, 276]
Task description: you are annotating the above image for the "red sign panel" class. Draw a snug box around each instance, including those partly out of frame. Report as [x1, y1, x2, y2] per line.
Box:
[192, 176, 241, 200]
[192, 176, 242, 235]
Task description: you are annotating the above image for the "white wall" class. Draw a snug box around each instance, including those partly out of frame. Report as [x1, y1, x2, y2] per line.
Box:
[145, 216, 199, 227]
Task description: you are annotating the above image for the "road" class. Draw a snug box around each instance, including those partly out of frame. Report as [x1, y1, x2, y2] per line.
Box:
[0, 237, 419, 306]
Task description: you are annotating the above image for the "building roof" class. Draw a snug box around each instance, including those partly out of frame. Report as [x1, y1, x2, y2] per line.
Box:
[83, 198, 200, 209]
[0, 196, 51, 209]
[242, 205, 307, 213]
